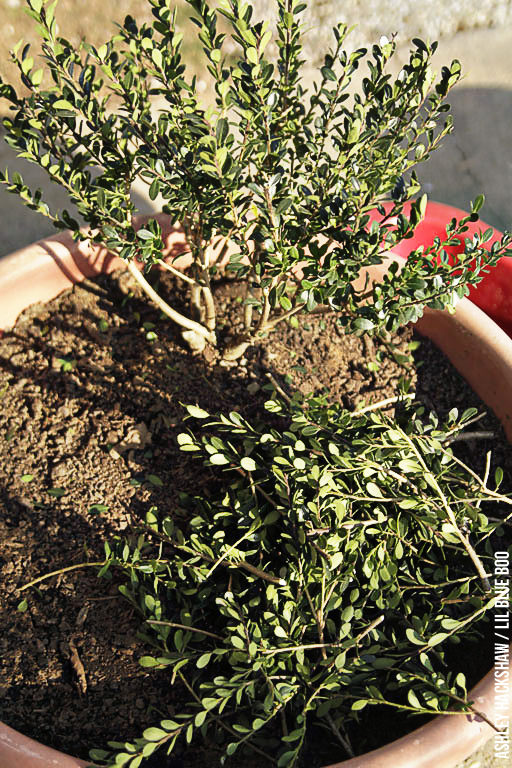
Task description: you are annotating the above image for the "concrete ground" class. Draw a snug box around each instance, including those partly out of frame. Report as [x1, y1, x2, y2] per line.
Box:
[0, 15, 510, 768]
[459, 742, 510, 768]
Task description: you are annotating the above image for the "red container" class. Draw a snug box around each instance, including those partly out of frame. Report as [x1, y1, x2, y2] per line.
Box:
[370, 200, 512, 336]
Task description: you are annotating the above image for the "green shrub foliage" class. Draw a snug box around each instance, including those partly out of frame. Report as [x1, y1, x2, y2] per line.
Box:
[94, 393, 509, 766]
[1, 0, 511, 356]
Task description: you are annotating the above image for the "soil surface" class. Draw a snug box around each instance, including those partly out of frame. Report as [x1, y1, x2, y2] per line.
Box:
[0, 266, 510, 766]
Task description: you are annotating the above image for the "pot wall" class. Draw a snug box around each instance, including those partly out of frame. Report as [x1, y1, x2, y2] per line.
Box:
[0, 225, 510, 768]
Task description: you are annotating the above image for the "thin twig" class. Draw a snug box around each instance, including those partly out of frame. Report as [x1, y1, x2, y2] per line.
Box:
[158, 259, 198, 285]
[441, 411, 487, 438]
[262, 301, 307, 332]
[354, 393, 415, 415]
[280, 709, 289, 739]
[406, 672, 501, 732]
[312, 541, 331, 562]
[204, 525, 259, 580]
[439, 447, 512, 507]
[241, 561, 286, 586]
[145, 620, 223, 641]
[476, 450, 492, 510]
[305, 586, 327, 659]
[347, 614, 385, 648]
[487, 516, 512, 527]
[19, 561, 106, 592]
[444, 431, 495, 445]
[262, 640, 345, 655]
[400, 428, 492, 591]
[140, 522, 286, 586]
[326, 712, 354, 758]
[451, 698, 501, 733]
[265, 372, 292, 404]
[127, 261, 214, 343]
[190, 282, 204, 321]
[233, 466, 279, 508]
[244, 284, 256, 331]
[322, 616, 386, 673]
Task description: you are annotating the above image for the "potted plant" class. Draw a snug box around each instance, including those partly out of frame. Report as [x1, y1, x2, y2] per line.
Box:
[0, 0, 510, 766]
[2, 0, 511, 358]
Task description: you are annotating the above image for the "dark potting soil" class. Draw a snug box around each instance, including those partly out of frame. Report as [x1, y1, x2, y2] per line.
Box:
[0, 266, 510, 767]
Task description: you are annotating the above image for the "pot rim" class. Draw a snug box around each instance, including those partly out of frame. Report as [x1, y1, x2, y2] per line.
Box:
[0, 220, 510, 768]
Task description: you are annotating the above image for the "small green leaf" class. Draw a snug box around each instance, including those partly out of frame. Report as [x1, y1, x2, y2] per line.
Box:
[354, 317, 375, 332]
[194, 710, 207, 727]
[88, 504, 109, 515]
[427, 632, 449, 647]
[52, 99, 74, 111]
[21, 474, 34, 483]
[240, 457, 257, 472]
[137, 229, 154, 240]
[201, 697, 219, 711]
[472, 194, 484, 213]
[347, 118, 362, 144]
[113, 753, 132, 767]
[209, 453, 230, 465]
[48, 487, 66, 497]
[408, 689, 422, 708]
[146, 474, 163, 487]
[366, 482, 382, 498]
[278, 751, 297, 767]
[148, 179, 160, 201]
[246, 47, 258, 65]
[186, 405, 209, 419]
[321, 66, 337, 81]
[56, 357, 77, 372]
[216, 117, 228, 144]
[406, 628, 425, 645]
[151, 48, 163, 69]
[142, 727, 167, 741]
[372, 657, 395, 669]
[17, 599, 28, 613]
[398, 459, 421, 474]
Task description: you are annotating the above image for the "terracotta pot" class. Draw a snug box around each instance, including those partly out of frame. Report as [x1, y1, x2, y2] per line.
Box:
[0, 222, 510, 768]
